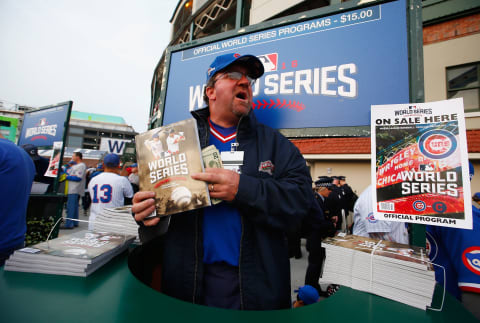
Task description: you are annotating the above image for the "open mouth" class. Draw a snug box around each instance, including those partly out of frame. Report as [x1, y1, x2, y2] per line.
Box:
[235, 91, 247, 100]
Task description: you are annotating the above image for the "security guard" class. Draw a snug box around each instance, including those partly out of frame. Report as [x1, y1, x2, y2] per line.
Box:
[332, 176, 352, 232]
[304, 176, 337, 294]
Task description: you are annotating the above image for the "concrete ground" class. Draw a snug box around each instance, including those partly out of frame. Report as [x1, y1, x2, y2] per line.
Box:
[57, 205, 90, 237]
[289, 240, 310, 300]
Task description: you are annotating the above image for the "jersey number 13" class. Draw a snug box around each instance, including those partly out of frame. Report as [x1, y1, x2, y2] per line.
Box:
[91, 184, 113, 203]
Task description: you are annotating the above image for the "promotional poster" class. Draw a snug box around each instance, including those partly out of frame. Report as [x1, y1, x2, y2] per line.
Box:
[45, 141, 63, 178]
[135, 118, 210, 216]
[18, 102, 71, 147]
[162, 0, 409, 129]
[371, 98, 472, 229]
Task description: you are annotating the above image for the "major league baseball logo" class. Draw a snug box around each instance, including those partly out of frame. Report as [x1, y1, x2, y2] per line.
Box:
[257, 53, 278, 72]
[37, 118, 48, 126]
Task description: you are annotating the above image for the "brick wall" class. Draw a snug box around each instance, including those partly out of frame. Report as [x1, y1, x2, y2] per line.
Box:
[423, 13, 480, 45]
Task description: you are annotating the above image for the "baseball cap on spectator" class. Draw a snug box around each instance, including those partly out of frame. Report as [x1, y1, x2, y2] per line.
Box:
[206, 53, 264, 82]
[131, 163, 138, 168]
[103, 154, 120, 168]
[21, 144, 40, 161]
[473, 192, 480, 200]
[295, 285, 319, 305]
[315, 176, 335, 190]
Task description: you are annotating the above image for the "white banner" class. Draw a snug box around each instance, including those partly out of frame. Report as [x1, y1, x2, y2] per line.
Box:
[99, 138, 131, 155]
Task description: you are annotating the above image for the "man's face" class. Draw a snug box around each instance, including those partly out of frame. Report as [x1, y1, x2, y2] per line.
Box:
[319, 187, 331, 197]
[207, 64, 253, 121]
[72, 154, 79, 163]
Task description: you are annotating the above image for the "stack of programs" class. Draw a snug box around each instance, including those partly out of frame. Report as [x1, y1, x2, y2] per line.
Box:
[321, 234, 436, 310]
[5, 230, 135, 277]
[92, 206, 140, 243]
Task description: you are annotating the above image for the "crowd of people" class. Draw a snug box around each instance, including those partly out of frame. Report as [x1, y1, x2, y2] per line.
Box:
[0, 52, 478, 317]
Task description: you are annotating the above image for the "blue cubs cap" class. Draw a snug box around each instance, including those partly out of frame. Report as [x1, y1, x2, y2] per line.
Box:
[131, 163, 138, 168]
[474, 192, 480, 200]
[206, 53, 264, 82]
[103, 153, 120, 167]
[295, 285, 319, 305]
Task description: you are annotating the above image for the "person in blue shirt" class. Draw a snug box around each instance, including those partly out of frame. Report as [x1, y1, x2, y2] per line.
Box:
[0, 137, 35, 265]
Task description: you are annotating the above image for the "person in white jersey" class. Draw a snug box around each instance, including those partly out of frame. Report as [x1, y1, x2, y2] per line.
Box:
[353, 185, 409, 244]
[166, 128, 184, 155]
[87, 153, 134, 230]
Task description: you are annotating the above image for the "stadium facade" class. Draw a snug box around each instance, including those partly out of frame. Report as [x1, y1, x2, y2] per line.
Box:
[149, 0, 480, 196]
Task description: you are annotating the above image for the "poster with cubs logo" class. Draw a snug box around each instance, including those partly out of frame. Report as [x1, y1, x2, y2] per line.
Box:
[371, 98, 472, 229]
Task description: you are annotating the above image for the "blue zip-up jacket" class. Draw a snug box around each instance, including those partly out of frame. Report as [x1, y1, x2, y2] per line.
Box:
[135, 107, 315, 310]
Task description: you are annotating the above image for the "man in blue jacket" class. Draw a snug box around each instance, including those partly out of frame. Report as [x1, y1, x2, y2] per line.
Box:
[132, 53, 317, 310]
[0, 137, 35, 265]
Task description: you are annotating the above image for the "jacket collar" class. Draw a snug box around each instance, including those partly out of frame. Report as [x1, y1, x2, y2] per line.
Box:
[191, 106, 257, 134]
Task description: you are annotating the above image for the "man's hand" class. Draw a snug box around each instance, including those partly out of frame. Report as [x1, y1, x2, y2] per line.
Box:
[191, 168, 240, 202]
[331, 216, 338, 224]
[132, 191, 160, 226]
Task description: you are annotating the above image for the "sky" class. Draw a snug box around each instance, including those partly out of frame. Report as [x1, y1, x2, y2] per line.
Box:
[0, 0, 179, 133]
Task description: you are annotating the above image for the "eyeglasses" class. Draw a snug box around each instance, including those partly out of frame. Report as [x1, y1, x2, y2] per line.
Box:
[215, 71, 256, 86]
